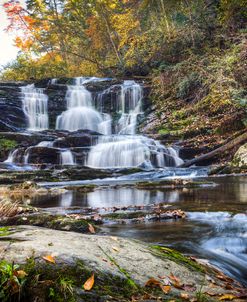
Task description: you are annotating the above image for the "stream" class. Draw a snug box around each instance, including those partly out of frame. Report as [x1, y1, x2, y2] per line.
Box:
[29, 175, 247, 286]
[0, 77, 246, 287]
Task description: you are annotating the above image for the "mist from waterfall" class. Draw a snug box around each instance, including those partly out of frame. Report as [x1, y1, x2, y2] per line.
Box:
[22, 84, 49, 131]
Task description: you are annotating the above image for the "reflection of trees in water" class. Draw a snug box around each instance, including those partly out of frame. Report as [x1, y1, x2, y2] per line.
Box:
[86, 188, 179, 208]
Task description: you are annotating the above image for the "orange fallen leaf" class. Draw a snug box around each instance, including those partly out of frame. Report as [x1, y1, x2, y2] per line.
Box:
[42, 255, 55, 263]
[219, 294, 237, 301]
[160, 285, 171, 294]
[145, 278, 161, 287]
[83, 273, 94, 291]
[88, 223, 95, 234]
[169, 273, 183, 289]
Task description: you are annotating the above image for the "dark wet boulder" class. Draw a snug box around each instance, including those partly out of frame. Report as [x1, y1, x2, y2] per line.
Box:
[53, 130, 100, 148]
[0, 85, 26, 131]
[26, 147, 60, 165]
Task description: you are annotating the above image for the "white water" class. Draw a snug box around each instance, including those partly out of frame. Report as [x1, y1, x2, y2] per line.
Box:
[4, 77, 184, 169]
[87, 135, 182, 169]
[4, 149, 19, 163]
[117, 80, 143, 135]
[60, 150, 75, 165]
[56, 81, 111, 134]
[22, 84, 49, 131]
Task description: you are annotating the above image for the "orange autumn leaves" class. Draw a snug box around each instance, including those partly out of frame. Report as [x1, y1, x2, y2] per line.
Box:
[42, 254, 95, 291]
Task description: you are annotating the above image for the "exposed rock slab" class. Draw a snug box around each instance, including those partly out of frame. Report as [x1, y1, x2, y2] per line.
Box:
[232, 143, 247, 167]
[0, 226, 245, 301]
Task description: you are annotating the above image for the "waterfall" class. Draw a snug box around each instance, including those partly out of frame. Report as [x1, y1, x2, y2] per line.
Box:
[60, 150, 75, 165]
[22, 84, 49, 131]
[117, 80, 143, 135]
[4, 149, 19, 163]
[87, 135, 182, 169]
[56, 82, 111, 134]
[2, 77, 184, 169]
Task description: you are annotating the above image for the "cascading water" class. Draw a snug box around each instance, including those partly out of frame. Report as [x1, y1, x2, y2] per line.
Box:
[117, 80, 143, 135]
[3, 77, 183, 169]
[87, 135, 182, 169]
[56, 81, 111, 134]
[86, 80, 183, 169]
[22, 84, 49, 131]
[60, 150, 75, 165]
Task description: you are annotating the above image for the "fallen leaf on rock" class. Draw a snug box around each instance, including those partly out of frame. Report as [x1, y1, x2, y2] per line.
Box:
[88, 223, 95, 234]
[83, 273, 94, 291]
[145, 278, 161, 287]
[160, 285, 171, 294]
[112, 246, 119, 252]
[169, 273, 183, 288]
[169, 273, 180, 284]
[219, 294, 237, 301]
[145, 278, 171, 294]
[42, 255, 55, 263]
[180, 293, 189, 300]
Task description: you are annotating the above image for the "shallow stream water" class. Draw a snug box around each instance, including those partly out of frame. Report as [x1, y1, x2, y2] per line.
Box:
[30, 175, 247, 286]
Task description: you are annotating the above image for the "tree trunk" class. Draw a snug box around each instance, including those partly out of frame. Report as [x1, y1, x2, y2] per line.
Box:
[180, 131, 247, 167]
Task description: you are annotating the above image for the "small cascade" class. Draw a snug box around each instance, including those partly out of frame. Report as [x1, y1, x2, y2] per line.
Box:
[22, 84, 49, 131]
[117, 80, 143, 135]
[60, 150, 75, 165]
[56, 81, 111, 134]
[87, 136, 182, 169]
[4, 149, 20, 164]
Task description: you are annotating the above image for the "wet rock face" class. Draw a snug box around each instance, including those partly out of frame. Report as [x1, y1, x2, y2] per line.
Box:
[53, 130, 100, 148]
[26, 147, 60, 165]
[0, 79, 151, 133]
[0, 84, 26, 131]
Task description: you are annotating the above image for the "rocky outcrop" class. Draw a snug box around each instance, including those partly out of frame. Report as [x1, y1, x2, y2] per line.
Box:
[232, 143, 247, 167]
[0, 226, 245, 302]
[0, 84, 26, 131]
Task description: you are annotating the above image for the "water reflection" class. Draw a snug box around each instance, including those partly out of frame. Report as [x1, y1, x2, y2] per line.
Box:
[31, 187, 180, 208]
[29, 176, 247, 286]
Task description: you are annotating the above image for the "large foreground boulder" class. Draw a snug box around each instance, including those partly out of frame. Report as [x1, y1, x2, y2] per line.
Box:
[232, 143, 247, 168]
[0, 226, 245, 301]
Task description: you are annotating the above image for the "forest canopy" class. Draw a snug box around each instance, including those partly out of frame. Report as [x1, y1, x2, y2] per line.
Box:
[1, 0, 247, 80]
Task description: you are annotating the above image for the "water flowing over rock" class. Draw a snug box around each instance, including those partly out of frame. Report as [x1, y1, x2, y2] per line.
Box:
[56, 80, 111, 134]
[22, 84, 49, 131]
[87, 135, 182, 169]
[0, 77, 183, 169]
[60, 150, 75, 165]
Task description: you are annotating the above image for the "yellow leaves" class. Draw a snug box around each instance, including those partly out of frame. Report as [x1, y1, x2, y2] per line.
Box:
[219, 294, 238, 301]
[83, 273, 95, 291]
[145, 278, 171, 294]
[14, 36, 34, 51]
[42, 255, 56, 264]
[16, 270, 28, 278]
